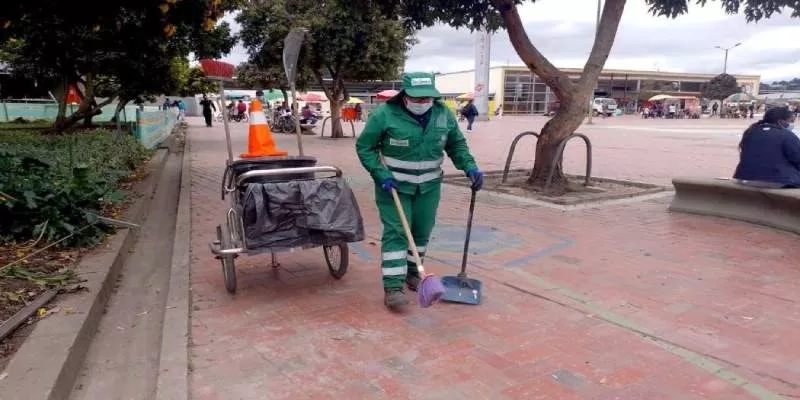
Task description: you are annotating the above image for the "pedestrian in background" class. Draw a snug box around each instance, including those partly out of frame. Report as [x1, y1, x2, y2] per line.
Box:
[176, 99, 186, 121]
[199, 94, 216, 127]
[461, 99, 479, 133]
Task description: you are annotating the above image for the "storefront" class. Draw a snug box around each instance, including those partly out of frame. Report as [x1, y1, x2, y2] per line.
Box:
[434, 66, 761, 116]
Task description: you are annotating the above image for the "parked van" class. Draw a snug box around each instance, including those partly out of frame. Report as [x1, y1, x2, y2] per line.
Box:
[592, 97, 618, 117]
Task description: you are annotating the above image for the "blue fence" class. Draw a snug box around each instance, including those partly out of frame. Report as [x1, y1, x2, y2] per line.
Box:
[0, 100, 158, 123]
[134, 109, 177, 149]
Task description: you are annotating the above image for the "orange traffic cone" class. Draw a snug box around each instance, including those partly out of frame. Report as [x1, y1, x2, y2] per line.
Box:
[240, 99, 288, 158]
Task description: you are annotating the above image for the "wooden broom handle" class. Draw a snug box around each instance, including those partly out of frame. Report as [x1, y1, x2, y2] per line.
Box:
[390, 188, 425, 275]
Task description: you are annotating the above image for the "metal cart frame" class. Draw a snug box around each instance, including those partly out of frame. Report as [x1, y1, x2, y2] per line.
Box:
[208, 163, 350, 293]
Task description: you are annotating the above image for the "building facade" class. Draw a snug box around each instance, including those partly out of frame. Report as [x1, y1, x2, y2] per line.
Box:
[435, 66, 761, 115]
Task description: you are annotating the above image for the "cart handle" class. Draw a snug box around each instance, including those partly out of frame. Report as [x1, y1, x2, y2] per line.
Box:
[234, 165, 343, 187]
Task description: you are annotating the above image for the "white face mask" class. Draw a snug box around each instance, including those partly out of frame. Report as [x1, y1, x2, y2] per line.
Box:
[404, 98, 433, 115]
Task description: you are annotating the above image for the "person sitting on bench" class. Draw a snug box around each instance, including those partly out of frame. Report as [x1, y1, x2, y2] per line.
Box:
[300, 104, 317, 125]
[733, 107, 800, 188]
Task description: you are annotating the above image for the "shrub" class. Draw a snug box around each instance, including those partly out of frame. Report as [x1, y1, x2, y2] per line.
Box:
[0, 130, 151, 246]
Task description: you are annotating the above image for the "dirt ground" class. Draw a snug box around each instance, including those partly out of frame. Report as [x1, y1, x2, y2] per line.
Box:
[446, 171, 667, 205]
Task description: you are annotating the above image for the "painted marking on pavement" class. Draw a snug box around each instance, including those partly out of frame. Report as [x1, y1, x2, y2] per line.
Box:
[351, 223, 575, 269]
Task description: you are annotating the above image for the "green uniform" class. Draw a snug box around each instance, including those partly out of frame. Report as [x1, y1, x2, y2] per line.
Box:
[356, 95, 478, 289]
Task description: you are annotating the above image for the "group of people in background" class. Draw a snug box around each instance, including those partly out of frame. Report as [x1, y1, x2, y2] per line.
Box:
[161, 98, 187, 121]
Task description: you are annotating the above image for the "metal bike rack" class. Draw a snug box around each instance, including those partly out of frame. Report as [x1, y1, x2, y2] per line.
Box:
[544, 133, 593, 192]
[502, 131, 540, 183]
[320, 116, 356, 138]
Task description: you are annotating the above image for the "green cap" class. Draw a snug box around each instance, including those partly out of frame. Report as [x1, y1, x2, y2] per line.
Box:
[401, 72, 441, 98]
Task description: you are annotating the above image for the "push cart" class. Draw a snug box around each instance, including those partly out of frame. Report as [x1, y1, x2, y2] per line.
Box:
[203, 58, 363, 294]
[209, 156, 362, 293]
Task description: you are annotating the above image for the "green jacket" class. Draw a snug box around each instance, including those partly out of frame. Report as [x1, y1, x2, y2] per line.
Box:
[355, 97, 478, 195]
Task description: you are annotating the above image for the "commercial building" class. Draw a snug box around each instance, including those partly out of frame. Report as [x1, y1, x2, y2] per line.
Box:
[434, 66, 761, 115]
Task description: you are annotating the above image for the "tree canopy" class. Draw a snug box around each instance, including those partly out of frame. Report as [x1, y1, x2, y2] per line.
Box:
[702, 73, 741, 100]
[237, 0, 412, 137]
[0, 0, 240, 131]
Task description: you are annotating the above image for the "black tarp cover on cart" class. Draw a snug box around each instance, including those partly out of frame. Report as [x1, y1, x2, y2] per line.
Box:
[241, 177, 365, 249]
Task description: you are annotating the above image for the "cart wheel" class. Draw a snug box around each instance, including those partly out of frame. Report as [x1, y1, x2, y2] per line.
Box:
[217, 224, 237, 294]
[323, 244, 349, 279]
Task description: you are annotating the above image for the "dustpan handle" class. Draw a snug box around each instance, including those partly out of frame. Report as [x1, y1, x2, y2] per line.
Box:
[459, 188, 477, 277]
[390, 188, 425, 275]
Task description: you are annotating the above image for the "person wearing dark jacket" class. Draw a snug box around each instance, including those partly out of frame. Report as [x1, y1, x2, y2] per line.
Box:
[461, 99, 479, 133]
[199, 94, 216, 127]
[733, 107, 799, 188]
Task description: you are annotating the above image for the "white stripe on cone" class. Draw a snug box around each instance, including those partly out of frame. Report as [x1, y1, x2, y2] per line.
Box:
[250, 111, 268, 125]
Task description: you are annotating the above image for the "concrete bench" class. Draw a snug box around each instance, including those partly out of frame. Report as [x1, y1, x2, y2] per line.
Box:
[669, 177, 800, 235]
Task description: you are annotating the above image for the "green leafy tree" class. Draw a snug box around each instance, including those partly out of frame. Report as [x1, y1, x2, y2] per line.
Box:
[237, 0, 411, 138]
[178, 66, 219, 97]
[701, 73, 741, 100]
[369, 0, 800, 187]
[0, 0, 240, 132]
[235, 61, 308, 106]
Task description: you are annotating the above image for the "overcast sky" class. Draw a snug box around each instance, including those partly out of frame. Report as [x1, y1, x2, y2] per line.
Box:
[220, 0, 800, 83]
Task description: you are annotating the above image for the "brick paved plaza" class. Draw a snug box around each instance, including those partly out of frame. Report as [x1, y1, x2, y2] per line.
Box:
[187, 115, 800, 399]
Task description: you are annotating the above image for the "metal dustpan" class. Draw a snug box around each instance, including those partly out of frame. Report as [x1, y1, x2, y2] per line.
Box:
[441, 274, 482, 305]
[441, 189, 483, 305]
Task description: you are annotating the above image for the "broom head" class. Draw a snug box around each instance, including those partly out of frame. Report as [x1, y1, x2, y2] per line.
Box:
[417, 274, 445, 308]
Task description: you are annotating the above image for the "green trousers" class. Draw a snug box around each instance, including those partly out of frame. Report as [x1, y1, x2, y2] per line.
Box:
[375, 185, 441, 289]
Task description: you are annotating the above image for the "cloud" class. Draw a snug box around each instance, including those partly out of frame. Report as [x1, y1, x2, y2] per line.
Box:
[220, 1, 800, 81]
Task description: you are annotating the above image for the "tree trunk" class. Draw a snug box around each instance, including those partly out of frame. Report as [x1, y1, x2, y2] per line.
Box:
[527, 98, 586, 186]
[329, 98, 344, 138]
[53, 77, 71, 133]
[112, 99, 128, 123]
[493, 0, 627, 189]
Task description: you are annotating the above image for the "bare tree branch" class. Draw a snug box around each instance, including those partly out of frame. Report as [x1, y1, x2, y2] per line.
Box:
[578, 0, 627, 90]
[312, 69, 334, 99]
[491, 0, 575, 100]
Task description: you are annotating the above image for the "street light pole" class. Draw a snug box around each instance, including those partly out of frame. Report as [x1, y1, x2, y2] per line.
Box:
[715, 43, 741, 74]
[587, 0, 602, 125]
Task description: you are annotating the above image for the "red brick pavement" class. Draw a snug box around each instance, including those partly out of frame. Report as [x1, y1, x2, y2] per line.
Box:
[187, 116, 799, 399]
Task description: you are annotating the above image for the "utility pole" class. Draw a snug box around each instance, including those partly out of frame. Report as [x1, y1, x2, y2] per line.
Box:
[587, 0, 602, 125]
[715, 43, 741, 74]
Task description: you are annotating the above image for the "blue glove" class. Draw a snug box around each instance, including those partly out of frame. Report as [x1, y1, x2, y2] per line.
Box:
[467, 168, 484, 191]
[380, 178, 398, 192]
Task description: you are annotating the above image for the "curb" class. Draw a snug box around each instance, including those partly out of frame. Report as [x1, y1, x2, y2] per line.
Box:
[0, 141, 172, 400]
[155, 128, 191, 400]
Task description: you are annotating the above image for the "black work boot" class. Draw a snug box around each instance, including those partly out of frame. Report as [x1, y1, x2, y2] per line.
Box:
[384, 288, 409, 309]
[406, 274, 421, 292]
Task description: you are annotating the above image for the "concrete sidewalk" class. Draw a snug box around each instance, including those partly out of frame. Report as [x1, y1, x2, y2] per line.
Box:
[187, 116, 800, 399]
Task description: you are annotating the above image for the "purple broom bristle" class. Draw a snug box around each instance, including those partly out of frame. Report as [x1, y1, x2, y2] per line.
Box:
[418, 275, 445, 308]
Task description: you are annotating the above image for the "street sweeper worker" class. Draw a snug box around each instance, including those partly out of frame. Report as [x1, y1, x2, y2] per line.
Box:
[355, 72, 484, 309]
